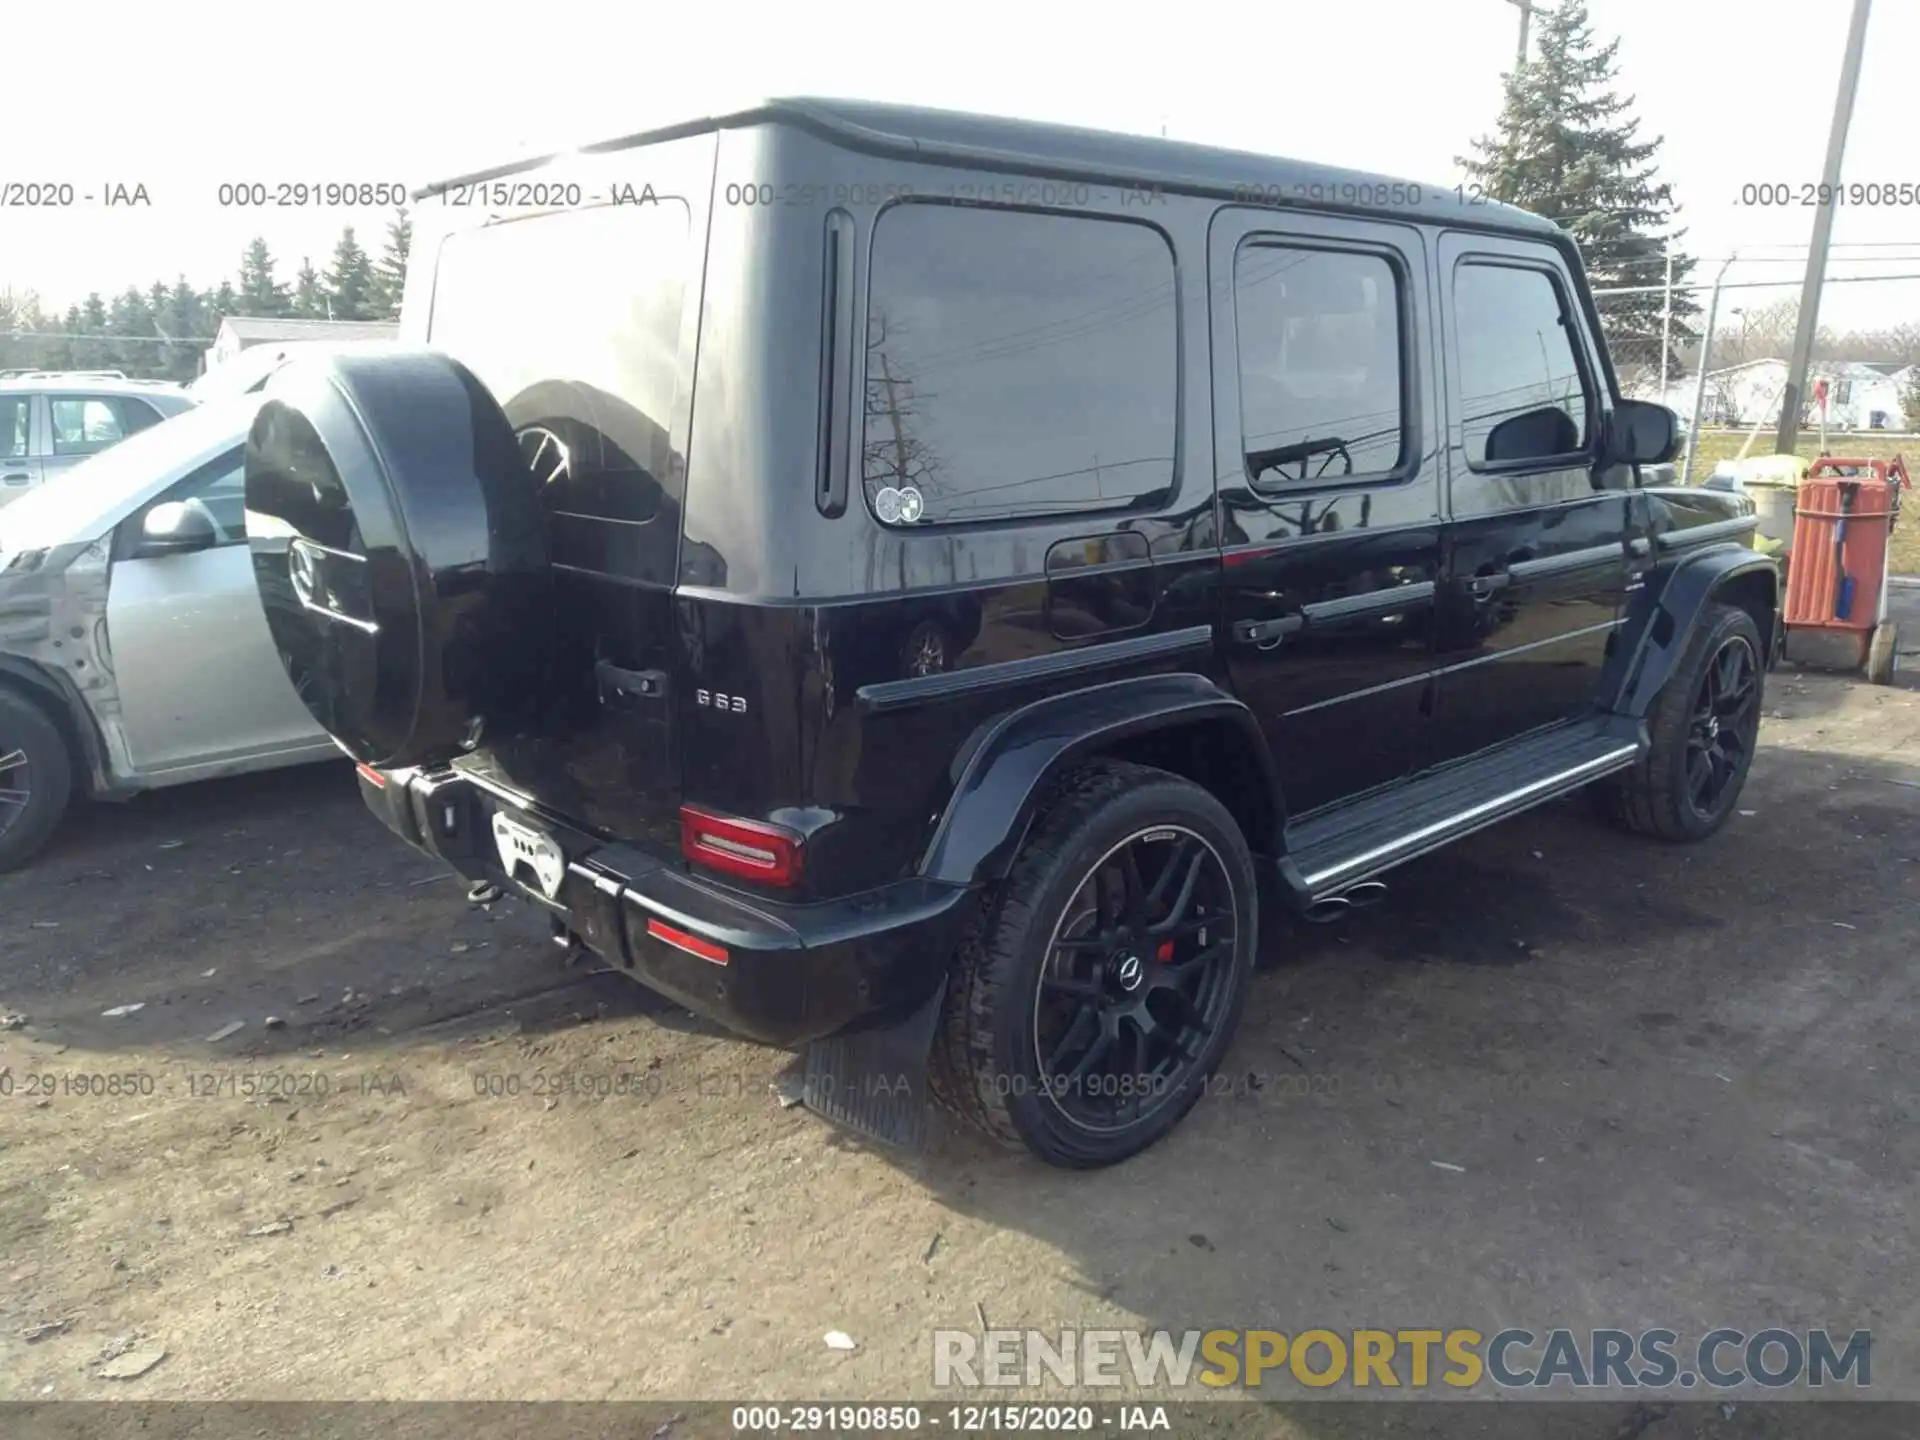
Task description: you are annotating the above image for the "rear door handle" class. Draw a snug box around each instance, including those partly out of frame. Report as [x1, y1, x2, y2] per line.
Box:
[595, 661, 668, 713]
[1232, 615, 1304, 646]
[2, 473, 28, 486]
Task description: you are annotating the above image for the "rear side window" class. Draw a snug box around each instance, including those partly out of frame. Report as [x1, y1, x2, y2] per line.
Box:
[862, 204, 1176, 526]
[1234, 245, 1405, 485]
[1453, 262, 1591, 467]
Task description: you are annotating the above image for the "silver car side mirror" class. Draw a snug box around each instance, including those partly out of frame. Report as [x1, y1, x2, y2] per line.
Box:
[139, 500, 220, 556]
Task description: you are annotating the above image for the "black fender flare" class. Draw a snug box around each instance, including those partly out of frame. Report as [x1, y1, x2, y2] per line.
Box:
[1607, 545, 1781, 718]
[917, 671, 1283, 888]
[0, 654, 111, 795]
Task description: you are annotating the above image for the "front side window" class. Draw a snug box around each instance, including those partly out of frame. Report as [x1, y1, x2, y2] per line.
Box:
[1453, 262, 1591, 467]
[181, 450, 248, 543]
[128, 448, 249, 558]
[862, 203, 1177, 526]
[1235, 245, 1405, 485]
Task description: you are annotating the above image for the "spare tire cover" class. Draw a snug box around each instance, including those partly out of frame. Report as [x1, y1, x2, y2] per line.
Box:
[244, 346, 552, 768]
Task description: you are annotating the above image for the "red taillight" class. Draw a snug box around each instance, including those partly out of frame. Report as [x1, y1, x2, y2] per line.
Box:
[678, 805, 803, 887]
[645, 917, 730, 966]
[356, 762, 387, 788]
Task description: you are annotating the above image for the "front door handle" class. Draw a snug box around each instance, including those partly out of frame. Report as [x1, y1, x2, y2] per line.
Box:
[2, 473, 29, 486]
[1232, 615, 1305, 646]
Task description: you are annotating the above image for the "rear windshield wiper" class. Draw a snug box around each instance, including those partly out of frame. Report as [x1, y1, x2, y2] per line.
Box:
[1247, 436, 1353, 484]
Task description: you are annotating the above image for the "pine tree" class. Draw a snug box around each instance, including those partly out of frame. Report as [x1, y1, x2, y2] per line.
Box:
[292, 259, 324, 318]
[74, 294, 111, 370]
[370, 207, 411, 320]
[1457, 0, 1694, 381]
[42, 304, 83, 370]
[212, 279, 240, 319]
[323, 227, 376, 320]
[105, 287, 154, 374]
[163, 278, 209, 382]
[238, 237, 292, 317]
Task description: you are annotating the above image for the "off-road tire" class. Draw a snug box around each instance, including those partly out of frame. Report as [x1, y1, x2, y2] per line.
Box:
[0, 686, 75, 872]
[1590, 602, 1764, 841]
[929, 760, 1257, 1168]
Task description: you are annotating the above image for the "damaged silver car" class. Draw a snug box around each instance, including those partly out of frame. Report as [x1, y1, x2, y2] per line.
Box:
[0, 395, 335, 869]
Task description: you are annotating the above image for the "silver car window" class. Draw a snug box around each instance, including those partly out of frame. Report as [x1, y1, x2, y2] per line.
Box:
[0, 395, 28, 459]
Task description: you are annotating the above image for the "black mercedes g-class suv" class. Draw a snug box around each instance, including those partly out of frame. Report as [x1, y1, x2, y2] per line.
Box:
[244, 98, 1774, 1168]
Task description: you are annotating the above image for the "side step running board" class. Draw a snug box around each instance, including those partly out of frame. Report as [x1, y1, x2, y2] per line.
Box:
[1279, 718, 1647, 907]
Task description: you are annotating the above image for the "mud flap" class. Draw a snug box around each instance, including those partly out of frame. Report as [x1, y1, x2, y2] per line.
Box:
[802, 976, 946, 1150]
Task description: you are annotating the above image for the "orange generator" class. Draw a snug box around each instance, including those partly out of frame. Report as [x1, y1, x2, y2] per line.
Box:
[1781, 455, 1907, 684]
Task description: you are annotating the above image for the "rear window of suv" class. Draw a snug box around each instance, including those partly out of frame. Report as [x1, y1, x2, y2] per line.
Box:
[862, 203, 1177, 526]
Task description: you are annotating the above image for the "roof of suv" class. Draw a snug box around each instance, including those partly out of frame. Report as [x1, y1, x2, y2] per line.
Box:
[416, 95, 1559, 240]
[0, 373, 192, 399]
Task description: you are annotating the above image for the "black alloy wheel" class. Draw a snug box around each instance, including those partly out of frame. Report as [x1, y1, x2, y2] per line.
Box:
[1033, 825, 1241, 1135]
[1588, 601, 1765, 842]
[1684, 632, 1760, 819]
[931, 760, 1258, 1167]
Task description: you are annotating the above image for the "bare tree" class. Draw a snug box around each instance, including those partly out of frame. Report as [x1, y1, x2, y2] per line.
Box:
[861, 308, 944, 497]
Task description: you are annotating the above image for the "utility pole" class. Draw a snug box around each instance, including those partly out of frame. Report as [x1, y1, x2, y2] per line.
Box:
[1775, 0, 1874, 454]
[1504, 0, 1533, 68]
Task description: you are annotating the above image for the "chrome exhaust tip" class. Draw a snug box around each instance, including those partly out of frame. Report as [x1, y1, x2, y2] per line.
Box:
[1340, 880, 1390, 909]
[1303, 880, 1389, 922]
[1303, 895, 1352, 924]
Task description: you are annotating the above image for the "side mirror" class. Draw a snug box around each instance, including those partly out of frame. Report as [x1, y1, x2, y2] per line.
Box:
[1605, 399, 1681, 466]
[138, 500, 219, 556]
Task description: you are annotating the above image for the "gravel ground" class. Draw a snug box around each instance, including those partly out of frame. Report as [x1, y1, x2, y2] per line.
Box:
[1, 669, 1916, 1439]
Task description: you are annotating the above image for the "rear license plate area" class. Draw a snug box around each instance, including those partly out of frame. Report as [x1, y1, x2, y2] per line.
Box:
[491, 811, 568, 901]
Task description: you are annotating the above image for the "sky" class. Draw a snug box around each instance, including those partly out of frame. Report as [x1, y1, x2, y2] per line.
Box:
[4, 0, 1917, 338]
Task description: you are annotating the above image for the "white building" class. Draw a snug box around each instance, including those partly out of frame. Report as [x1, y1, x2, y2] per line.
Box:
[1638, 358, 1915, 431]
[205, 317, 398, 371]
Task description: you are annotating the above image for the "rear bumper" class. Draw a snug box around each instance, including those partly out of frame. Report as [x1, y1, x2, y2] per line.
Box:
[358, 763, 974, 1047]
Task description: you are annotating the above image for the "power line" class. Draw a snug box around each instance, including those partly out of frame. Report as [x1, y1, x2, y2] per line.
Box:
[1602, 251, 1920, 269]
[1592, 272, 1920, 297]
[2, 329, 210, 345]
